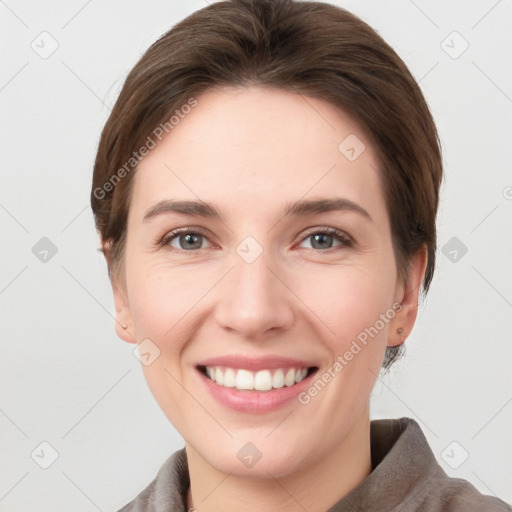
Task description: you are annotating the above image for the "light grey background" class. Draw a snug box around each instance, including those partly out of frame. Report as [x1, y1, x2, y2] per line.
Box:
[1, 0, 511, 510]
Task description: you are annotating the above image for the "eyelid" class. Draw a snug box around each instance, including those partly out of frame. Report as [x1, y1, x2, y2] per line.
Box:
[158, 225, 354, 252]
[297, 226, 352, 241]
[295, 226, 354, 249]
[158, 226, 216, 250]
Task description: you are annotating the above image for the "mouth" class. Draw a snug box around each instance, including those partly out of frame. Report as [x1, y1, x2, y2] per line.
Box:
[194, 354, 320, 413]
[197, 365, 318, 392]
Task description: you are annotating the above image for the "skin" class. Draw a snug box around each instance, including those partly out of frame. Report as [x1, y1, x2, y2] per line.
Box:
[108, 86, 427, 511]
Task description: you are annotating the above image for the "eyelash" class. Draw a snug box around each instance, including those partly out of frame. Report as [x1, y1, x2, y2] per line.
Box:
[157, 226, 354, 254]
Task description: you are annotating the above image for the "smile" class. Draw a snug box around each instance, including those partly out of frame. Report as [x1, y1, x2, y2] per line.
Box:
[199, 365, 314, 391]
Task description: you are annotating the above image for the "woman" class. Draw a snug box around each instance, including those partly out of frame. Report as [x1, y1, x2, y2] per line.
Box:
[90, 0, 511, 510]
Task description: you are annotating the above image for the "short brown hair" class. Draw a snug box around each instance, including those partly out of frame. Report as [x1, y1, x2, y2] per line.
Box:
[91, 0, 442, 370]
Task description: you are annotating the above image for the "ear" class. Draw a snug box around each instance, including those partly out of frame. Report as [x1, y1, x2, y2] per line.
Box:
[388, 245, 428, 347]
[102, 240, 137, 344]
[112, 277, 137, 344]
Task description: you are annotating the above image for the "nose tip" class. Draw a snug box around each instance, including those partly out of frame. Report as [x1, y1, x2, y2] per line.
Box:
[214, 249, 295, 338]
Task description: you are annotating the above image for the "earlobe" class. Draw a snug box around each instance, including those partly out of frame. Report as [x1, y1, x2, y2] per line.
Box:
[112, 280, 137, 344]
[102, 239, 137, 344]
[388, 245, 428, 347]
[387, 326, 406, 347]
[387, 312, 408, 347]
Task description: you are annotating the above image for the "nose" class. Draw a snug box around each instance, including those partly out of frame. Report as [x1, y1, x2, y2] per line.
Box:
[214, 246, 295, 339]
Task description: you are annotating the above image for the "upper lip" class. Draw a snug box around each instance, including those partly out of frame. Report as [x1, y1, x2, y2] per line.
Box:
[196, 354, 318, 372]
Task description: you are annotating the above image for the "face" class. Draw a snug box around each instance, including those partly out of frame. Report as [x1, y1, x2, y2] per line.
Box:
[112, 86, 425, 478]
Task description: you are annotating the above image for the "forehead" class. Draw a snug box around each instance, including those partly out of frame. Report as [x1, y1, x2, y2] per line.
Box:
[130, 86, 385, 223]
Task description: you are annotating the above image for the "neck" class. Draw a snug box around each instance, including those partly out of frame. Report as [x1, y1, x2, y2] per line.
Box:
[185, 407, 372, 512]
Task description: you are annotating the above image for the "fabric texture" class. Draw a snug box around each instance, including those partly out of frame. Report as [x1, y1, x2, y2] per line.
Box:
[117, 417, 511, 511]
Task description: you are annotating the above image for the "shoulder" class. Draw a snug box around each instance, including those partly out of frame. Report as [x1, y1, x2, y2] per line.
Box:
[431, 471, 511, 510]
[367, 417, 511, 512]
[116, 448, 189, 512]
[414, 473, 511, 511]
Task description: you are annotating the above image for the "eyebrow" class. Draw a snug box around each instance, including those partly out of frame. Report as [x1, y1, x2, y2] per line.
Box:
[142, 197, 372, 223]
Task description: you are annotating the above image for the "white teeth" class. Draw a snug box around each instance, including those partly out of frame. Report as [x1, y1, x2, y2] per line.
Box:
[284, 368, 295, 387]
[215, 367, 224, 386]
[204, 366, 310, 391]
[272, 369, 285, 389]
[223, 368, 236, 387]
[254, 370, 272, 391]
[296, 368, 307, 382]
[236, 369, 254, 390]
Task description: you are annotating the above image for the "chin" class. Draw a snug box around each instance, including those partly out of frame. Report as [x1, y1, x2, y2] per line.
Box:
[187, 429, 314, 480]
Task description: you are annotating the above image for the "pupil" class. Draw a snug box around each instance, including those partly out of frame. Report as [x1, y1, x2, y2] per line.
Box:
[182, 234, 201, 249]
[313, 233, 331, 249]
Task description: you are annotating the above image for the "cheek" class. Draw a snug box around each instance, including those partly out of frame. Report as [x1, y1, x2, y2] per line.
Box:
[126, 263, 206, 428]
[296, 259, 397, 346]
[125, 260, 223, 411]
[126, 261, 210, 337]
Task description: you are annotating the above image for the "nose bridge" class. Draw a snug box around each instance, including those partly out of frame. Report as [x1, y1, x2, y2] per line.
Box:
[214, 236, 294, 336]
[234, 243, 275, 298]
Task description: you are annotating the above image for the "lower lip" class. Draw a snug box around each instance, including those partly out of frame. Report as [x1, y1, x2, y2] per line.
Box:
[197, 368, 317, 413]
